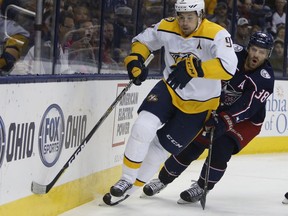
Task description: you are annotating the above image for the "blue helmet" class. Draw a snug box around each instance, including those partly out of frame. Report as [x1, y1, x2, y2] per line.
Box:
[248, 31, 274, 56]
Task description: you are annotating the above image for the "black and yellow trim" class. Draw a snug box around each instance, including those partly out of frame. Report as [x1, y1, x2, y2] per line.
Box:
[164, 79, 220, 114]
[5, 34, 29, 55]
[123, 154, 142, 169]
[131, 41, 151, 60]
[202, 58, 233, 80]
[1, 136, 287, 216]
[194, 19, 225, 39]
[134, 178, 146, 187]
[157, 18, 225, 39]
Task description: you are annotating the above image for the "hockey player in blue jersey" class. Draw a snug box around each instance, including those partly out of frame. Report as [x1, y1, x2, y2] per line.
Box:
[102, 0, 238, 205]
[143, 31, 275, 204]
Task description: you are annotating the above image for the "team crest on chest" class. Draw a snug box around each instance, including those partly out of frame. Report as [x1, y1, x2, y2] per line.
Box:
[222, 81, 243, 106]
[170, 52, 198, 63]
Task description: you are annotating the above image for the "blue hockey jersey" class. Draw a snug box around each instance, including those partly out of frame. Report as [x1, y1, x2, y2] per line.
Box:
[219, 44, 275, 125]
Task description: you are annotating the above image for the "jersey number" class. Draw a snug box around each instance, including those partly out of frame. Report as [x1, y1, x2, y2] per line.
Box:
[255, 89, 270, 103]
[225, 37, 232, 47]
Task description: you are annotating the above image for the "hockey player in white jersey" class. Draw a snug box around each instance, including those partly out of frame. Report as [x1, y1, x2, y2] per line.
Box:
[103, 0, 238, 205]
[0, 0, 29, 74]
[142, 32, 275, 206]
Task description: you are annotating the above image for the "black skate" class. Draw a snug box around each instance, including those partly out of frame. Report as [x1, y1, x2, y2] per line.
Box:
[102, 193, 130, 206]
[110, 179, 132, 197]
[142, 179, 167, 196]
[177, 181, 204, 204]
[282, 192, 288, 204]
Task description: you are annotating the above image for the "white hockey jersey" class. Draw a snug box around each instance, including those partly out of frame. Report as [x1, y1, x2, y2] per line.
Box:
[133, 18, 238, 114]
[0, 15, 30, 45]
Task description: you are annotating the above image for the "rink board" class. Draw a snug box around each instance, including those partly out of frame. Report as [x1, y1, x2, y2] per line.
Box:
[0, 79, 287, 216]
[1, 136, 288, 216]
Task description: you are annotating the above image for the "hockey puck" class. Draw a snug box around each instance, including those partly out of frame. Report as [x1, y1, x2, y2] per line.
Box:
[285, 192, 288, 199]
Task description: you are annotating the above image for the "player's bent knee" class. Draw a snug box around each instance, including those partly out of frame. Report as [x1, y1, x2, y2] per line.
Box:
[147, 137, 169, 163]
[130, 111, 161, 143]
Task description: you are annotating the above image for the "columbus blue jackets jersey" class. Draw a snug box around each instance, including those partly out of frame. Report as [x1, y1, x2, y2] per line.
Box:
[219, 44, 275, 125]
[133, 18, 238, 114]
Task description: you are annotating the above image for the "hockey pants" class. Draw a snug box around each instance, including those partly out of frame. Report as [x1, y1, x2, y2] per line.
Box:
[159, 135, 236, 190]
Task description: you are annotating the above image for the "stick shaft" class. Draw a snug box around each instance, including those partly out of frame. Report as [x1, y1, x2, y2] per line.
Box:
[200, 128, 214, 210]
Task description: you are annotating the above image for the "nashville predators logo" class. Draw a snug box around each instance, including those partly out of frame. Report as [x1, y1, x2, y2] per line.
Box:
[170, 52, 199, 64]
[147, 94, 158, 102]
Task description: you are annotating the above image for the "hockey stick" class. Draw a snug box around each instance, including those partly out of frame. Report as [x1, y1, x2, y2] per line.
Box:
[102, 193, 130, 206]
[200, 127, 214, 210]
[31, 54, 154, 194]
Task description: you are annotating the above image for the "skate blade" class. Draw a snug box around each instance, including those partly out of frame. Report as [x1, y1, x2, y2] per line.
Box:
[139, 192, 148, 198]
[177, 198, 193, 205]
[282, 198, 288, 204]
[99, 201, 108, 206]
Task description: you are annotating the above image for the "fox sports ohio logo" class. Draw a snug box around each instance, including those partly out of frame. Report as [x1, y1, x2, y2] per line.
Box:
[38, 104, 65, 167]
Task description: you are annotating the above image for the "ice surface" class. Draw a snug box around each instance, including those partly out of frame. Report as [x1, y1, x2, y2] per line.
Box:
[60, 153, 288, 216]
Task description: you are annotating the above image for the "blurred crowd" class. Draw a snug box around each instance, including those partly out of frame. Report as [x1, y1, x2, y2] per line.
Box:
[206, 0, 287, 77]
[0, 0, 287, 77]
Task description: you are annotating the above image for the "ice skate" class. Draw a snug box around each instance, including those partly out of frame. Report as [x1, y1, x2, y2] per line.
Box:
[177, 181, 204, 204]
[101, 179, 132, 206]
[102, 192, 130, 206]
[282, 192, 288, 204]
[142, 179, 167, 197]
[110, 179, 132, 197]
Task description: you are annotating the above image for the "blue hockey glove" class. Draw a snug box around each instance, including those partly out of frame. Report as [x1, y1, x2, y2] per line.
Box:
[167, 56, 203, 90]
[124, 53, 148, 86]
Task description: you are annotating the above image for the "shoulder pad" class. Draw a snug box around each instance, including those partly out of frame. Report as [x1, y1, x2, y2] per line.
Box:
[158, 18, 180, 35]
[194, 19, 224, 39]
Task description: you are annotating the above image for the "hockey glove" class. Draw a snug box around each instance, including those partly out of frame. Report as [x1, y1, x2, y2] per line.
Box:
[193, 129, 212, 147]
[124, 53, 148, 86]
[204, 111, 235, 140]
[194, 112, 235, 146]
[167, 56, 204, 90]
[0, 51, 17, 74]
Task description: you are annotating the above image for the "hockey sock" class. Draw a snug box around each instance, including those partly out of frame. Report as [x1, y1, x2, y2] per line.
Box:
[198, 161, 226, 190]
[198, 136, 235, 190]
[159, 142, 205, 185]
